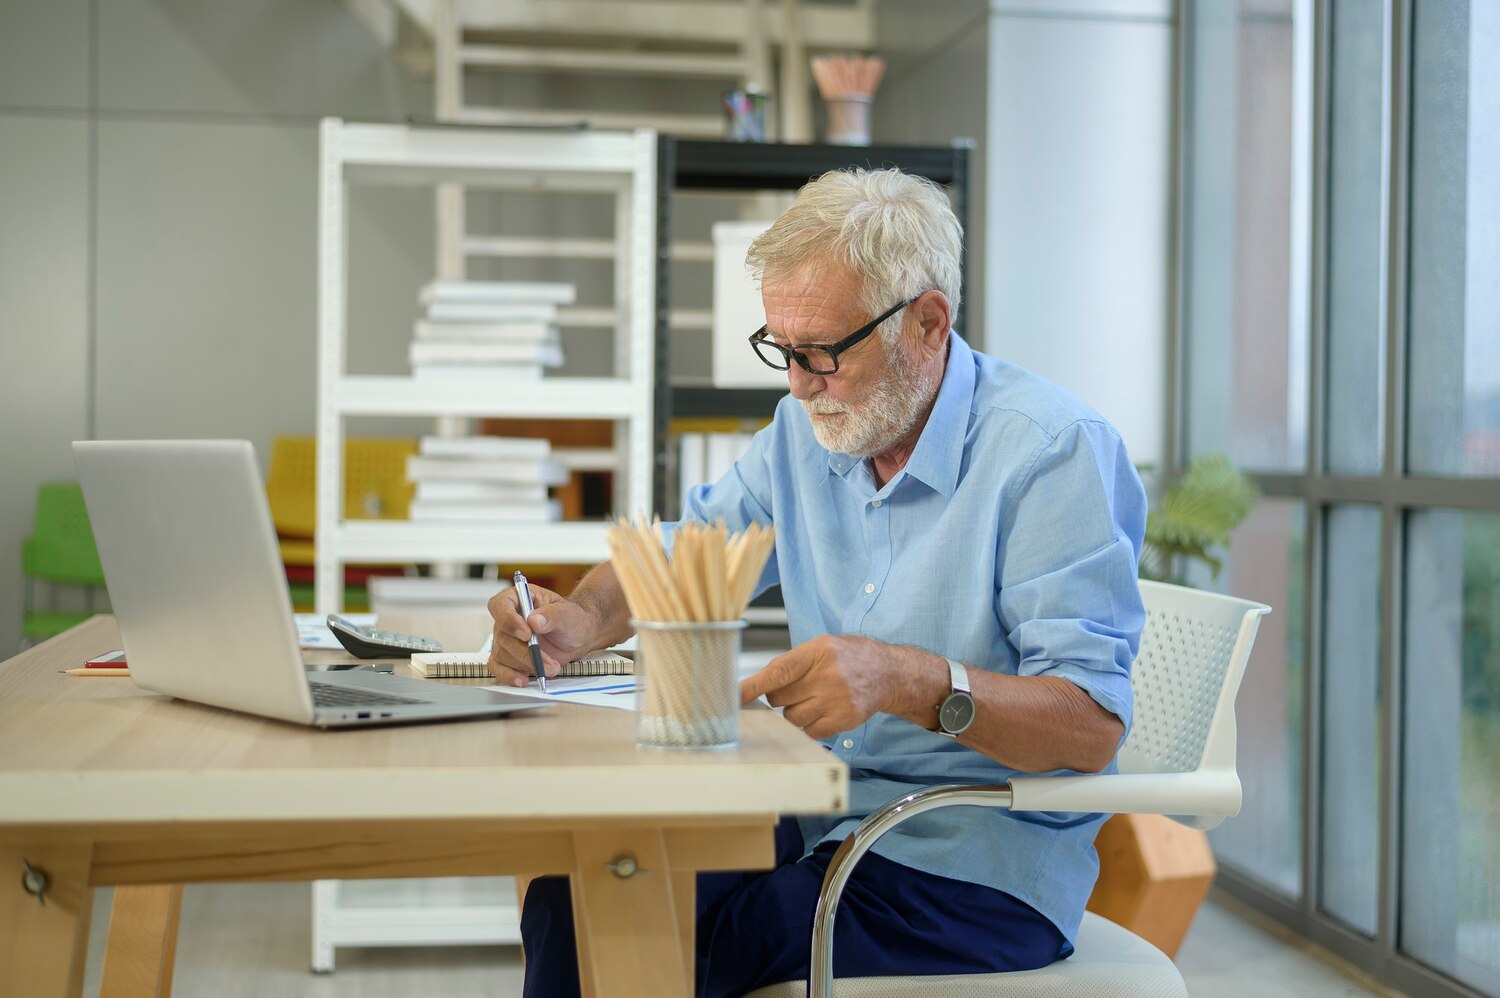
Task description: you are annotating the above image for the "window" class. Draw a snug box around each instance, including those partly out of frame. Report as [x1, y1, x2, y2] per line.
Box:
[1179, 1, 1500, 994]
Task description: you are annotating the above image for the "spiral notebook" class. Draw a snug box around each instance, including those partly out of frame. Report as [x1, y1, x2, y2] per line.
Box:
[411, 649, 633, 680]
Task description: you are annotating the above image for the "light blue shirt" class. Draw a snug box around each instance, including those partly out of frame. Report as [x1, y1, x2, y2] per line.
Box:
[670, 332, 1146, 943]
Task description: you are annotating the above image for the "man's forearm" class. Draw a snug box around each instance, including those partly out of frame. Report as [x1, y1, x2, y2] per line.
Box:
[889, 650, 1124, 774]
[569, 561, 635, 650]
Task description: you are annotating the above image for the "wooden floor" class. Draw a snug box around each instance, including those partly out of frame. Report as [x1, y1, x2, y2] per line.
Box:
[78, 882, 1394, 997]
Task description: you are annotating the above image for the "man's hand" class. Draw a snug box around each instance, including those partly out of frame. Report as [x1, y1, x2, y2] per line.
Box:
[739, 635, 912, 740]
[486, 584, 599, 687]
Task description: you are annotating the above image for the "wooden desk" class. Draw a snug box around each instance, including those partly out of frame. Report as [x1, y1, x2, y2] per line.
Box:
[0, 618, 847, 998]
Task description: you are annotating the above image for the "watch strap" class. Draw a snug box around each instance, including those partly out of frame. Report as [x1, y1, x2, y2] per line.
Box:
[945, 657, 970, 695]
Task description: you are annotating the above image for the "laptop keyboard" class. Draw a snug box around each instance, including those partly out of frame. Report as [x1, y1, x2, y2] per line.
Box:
[309, 681, 431, 708]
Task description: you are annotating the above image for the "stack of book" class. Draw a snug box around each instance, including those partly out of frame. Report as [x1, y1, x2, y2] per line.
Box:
[677, 430, 758, 497]
[410, 280, 576, 381]
[406, 435, 568, 523]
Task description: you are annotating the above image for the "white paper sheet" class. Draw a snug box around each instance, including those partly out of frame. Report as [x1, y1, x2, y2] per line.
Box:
[483, 676, 639, 712]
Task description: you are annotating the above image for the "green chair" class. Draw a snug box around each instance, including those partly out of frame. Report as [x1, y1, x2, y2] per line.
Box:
[21, 482, 107, 646]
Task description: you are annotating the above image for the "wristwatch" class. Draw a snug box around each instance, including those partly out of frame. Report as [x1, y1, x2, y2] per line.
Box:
[936, 658, 975, 738]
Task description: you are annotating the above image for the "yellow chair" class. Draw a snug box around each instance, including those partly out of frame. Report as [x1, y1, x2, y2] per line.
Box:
[266, 437, 417, 610]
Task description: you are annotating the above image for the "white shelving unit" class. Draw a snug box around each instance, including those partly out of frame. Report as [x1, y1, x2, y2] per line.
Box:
[311, 118, 656, 972]
[314, 118, 657, 616]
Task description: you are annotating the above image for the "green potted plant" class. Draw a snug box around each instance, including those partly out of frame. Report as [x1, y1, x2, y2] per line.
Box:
[1137, 453, 1259, 584]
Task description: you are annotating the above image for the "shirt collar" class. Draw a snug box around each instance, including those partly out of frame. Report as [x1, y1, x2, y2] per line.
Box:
[823, 331, 975, 498]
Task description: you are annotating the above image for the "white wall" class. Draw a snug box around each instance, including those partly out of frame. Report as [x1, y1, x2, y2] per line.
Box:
[984, 0, 1175, 468]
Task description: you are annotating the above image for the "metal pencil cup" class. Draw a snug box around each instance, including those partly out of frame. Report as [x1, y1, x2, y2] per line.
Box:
[824, 96, 872, 146]
[632, 618, 746, 750]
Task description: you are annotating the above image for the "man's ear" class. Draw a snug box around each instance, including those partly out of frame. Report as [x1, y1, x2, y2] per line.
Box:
[913, 291, 952, 357]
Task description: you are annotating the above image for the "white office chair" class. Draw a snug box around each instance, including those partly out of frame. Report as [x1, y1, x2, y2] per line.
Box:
[748, 580, 1271, 998]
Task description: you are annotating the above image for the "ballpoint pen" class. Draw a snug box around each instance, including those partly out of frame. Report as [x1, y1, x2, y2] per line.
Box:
[513, 570, 547, 692]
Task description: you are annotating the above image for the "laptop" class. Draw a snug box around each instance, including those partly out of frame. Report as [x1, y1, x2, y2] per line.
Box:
[73, 439, 546, 729]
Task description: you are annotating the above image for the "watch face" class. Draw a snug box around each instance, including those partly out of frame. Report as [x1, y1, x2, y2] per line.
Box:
[940, 693, 975, 734]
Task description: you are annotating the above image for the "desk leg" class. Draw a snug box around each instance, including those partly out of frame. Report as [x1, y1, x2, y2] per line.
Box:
[100, 884, 183, 998]
[569, 828, 690, 998]
[0, 841, 94, 998]
[669, 871, 696, 981]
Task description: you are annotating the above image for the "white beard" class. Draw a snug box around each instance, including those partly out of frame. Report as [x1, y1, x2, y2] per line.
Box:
[800, 340, 941, 457]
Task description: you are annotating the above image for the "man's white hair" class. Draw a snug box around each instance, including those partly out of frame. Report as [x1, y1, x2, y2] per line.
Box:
[746, 167, 963, 340]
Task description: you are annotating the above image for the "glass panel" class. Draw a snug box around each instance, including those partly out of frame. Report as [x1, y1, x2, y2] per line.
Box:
[1319, 504, 1382, 935]
[1402, 509, 1500, 994]
[1407, 0, 1500, 477]
[1183, 0, 1309, 472]
[1324, 1, 1388, 475]
[1204, 498, 1306, 897]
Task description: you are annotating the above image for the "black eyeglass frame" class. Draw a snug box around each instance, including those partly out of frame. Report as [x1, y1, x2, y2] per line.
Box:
[748, 294, 923, 375]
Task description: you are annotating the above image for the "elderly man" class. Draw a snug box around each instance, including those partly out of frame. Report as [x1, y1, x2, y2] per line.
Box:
[488, 167, 1146, 997]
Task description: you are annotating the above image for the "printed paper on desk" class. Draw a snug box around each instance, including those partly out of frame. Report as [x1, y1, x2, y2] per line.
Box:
[482, 677, 639, 712]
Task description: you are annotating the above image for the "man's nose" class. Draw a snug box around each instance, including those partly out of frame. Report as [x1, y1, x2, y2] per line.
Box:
[785, 361, 826, 401]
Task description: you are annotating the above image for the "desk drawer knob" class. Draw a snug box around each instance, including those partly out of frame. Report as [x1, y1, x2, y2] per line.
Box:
[606, 853, 648, 879]
[20, 858, 49, 907]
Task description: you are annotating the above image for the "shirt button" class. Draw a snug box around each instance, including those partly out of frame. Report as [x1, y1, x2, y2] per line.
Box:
[872, 499, 883, 508]
[842, 738, 855, 749]
[864, 583, 875, 594]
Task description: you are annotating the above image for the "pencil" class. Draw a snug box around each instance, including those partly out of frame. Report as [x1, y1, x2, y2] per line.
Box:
[62, 668, 130, 676]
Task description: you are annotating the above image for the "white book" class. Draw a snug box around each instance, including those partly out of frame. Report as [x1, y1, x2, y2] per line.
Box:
[552, 447, 618, 472]
[418, 435, 552, 461]
[705, 432, 741, 485]
[420, 280, 577, 306]
[426, 302, 561, 323]
[414, 480, 550, 502]
[408, 498, 564, 522]
[367, 575, 510, 607]
[412, 364, 544, 381]
[409, 340, 564, 367]
[414, 319, 558, 341]
[406, 455, 569, 486]
[678, 432, 708, 492]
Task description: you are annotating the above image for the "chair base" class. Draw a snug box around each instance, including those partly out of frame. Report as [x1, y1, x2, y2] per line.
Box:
[746, 911, 1187, 997]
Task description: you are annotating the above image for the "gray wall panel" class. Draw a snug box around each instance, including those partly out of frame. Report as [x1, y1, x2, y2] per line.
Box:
[94, 119, 433, 463]
[0, 115, 91, 654]
[94, 120, 320, 450]
[0, 0, 89, 110]
[97, 0, 430, 118]
[876, 0, 988, 346]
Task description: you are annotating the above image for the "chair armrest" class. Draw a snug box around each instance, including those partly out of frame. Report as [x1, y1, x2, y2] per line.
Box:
[1009, 770, 1241, 822]
[807, 784, 1013, 998]
[805, 772, 1242, 996]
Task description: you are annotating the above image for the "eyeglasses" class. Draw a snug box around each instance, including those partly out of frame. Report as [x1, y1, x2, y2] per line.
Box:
[748, 296, 921, 376]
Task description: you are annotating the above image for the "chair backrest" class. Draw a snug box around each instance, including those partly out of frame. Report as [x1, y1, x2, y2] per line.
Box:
[23, 482, 105, 585]
[265, 436, 417, 537]
[1117, 580, 1270, 778]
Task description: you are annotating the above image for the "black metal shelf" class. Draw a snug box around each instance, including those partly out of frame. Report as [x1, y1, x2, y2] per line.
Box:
[652, 136, 972, 512]
[669, 385, 788, 420]
[670, 139, 970, 191]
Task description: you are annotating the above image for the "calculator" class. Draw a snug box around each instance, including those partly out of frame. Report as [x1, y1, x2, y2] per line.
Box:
[326, 614, 444, 658]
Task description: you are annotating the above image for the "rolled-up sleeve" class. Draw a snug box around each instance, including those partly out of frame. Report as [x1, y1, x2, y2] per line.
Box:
[996, 419, 1146, 735]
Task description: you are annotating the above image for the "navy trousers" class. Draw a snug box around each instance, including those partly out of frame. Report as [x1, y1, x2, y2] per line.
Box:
[520, 817, 1070, 998]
